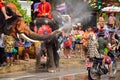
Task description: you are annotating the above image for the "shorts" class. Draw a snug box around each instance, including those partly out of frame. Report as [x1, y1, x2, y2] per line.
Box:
[75, 39, 81, 44]
[102, 54, 112, 64]
[6, 52, 12, 58]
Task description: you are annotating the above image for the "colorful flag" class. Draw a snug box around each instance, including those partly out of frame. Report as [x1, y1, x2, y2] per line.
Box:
[56, 2, 66, 12]
[34, 2, 40, 10]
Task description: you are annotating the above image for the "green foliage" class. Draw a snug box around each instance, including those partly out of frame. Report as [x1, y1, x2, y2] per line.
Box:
[88, 1, 102, 11]
[5, 0, 32, 22]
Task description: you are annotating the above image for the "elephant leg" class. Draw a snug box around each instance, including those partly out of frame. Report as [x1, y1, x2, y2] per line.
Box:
[35, 47, 41, 69]
[46, 44, 56, 71]
[53, 45, 60, 68]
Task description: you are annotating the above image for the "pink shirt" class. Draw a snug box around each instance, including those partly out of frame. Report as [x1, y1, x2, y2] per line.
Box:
[74, 30, 84, 36]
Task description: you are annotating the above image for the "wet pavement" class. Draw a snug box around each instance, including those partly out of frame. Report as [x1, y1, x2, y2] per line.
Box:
[0, 67, 120, 80]
[0, 68, 87, 80]
[0, 58, 119, 80]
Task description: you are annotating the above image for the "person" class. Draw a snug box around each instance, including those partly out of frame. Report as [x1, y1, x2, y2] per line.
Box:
[37, 0, 52, 19]
[75, 23, 84, 57]
[87, 34, 100, 59]
[0, 0, 11, 20]
[97, 16, 108, 32]
[63, 34, 72, 59]
[23, 40, 32, 61]
[12, 40, 19, 62]
[98, 32, 113, 77]
[108, 13, 116, 29]
[70, 24, 77, 55]
[3, 35, 14, 66]
[83, 27, 94, 58]
[108, 38, 118, 60]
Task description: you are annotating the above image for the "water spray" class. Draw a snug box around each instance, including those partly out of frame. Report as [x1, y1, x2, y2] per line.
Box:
[56, 0, 93, 33]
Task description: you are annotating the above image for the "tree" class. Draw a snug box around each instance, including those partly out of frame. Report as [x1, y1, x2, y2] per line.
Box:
[5, 0, 32, 22]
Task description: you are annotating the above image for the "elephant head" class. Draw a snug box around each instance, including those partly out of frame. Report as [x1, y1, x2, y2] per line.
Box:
[0, 2, 61, 42]
[33, 10, 64, 38]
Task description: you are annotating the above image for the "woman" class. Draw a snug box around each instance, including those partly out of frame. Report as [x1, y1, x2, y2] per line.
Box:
[75, 23, 84, 57]
[63, 35, 72, 59]
[87, 34, 100, 58]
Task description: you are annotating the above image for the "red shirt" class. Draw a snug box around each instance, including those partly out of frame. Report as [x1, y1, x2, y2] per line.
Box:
[64, 40, 72, 47]
[37, 2, 52, 19]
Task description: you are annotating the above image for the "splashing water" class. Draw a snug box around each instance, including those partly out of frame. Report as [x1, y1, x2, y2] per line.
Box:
[57, 0, 92, 33]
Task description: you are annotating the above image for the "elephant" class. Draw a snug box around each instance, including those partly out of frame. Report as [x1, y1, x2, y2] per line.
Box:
[32, 11, 63, 72]
[0, 2, 61, 42]
[33, 18, 61, 72]
[0, 2, 62, 72]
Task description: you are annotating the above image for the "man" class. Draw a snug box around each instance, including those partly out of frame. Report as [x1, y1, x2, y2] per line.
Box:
[98, 32, 113, 77]
[37, 0, 52, 19]
[0, 0, 11, 19]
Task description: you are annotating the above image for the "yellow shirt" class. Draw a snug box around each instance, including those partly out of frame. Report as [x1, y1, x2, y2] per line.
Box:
[3, 35, 15, 52]
[34, 41, 41, 48]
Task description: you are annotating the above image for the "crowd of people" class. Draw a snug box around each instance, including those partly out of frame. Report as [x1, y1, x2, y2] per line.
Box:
[0, 34, 33, 66]
[60, 13, 120, 77]
[61, 12, 120, 59]
[0, 0, 120, 77]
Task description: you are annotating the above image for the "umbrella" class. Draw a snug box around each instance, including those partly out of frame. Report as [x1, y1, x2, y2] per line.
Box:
[101, 6, 120, 12]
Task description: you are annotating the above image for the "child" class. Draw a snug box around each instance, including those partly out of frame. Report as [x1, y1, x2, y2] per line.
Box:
[3, 35, 14, 66]
[63, 35, 72, 59]
[24, 47, 30, 61]
[24, 41, 32, 61]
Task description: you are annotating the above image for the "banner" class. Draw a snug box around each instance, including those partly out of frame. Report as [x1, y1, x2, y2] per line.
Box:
[56, 2, 66, 12]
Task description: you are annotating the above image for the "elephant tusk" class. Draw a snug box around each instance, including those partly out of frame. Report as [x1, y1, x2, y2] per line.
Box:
[20, 33, 39, 42]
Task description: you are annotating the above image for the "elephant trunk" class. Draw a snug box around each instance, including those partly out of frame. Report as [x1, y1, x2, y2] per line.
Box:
[21, 30, 60, 42]
[17, 20, 60, 42]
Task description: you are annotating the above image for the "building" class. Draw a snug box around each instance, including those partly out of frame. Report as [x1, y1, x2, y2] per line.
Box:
[18, 0, 33, 16]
